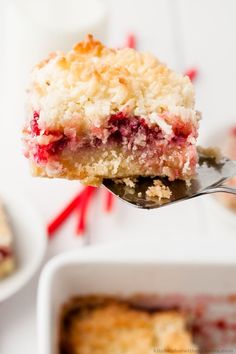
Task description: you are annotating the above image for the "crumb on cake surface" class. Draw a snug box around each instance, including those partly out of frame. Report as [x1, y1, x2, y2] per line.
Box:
[27, 34, 199, 132]
[60, 296, 198, 354]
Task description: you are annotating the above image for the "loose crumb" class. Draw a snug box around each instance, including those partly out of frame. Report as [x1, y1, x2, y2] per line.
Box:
[197, 146, 222, 163]
[146, 180, 172, 200]
[115, 177, 137, 188]
[185, 179, 192, 188]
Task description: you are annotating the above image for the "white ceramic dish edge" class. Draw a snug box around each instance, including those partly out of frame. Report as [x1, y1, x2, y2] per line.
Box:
[38, 241, 236, 354]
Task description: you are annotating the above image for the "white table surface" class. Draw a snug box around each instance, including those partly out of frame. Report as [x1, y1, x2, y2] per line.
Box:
[1, 0, 236, 353]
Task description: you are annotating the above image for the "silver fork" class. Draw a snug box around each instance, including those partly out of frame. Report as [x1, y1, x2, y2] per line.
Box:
[103, 153, 236, 209]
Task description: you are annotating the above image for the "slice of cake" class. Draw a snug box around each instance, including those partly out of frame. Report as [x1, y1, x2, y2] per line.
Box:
[0, 203, 15, 278]
[23, 35, 200, 186]
[59, 296, 198, 354]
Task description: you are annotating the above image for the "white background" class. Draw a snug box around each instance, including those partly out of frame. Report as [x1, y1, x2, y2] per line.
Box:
[1, 0, 236, 352]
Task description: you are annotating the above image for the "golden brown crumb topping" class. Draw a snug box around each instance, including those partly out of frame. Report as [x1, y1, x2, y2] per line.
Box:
[28, 35, 198, 132]
[60, 296, 198, 354]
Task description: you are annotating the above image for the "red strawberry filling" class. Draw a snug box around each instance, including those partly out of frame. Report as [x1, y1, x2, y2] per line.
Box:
[30, 112, 69, 163]
[30, 111, 41, 136]
[107, 113, 162, 145]
[34, 138, 68, 163]
[0, 247, 11, 259]
[28, 111, 196, 165]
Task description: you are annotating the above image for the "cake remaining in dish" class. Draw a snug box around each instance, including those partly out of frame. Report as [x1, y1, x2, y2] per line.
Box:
[23, 35, 200, 186]
[60, 296, 198, 354]
[0, 203, 15, 278]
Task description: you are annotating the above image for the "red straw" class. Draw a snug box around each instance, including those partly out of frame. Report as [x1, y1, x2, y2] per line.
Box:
[76, 186, 97, 235]
[126, 33, 136, 49]
[105, 191, 114, 212]
[184, 67, 198, 82]
[47, 189, 85, 238]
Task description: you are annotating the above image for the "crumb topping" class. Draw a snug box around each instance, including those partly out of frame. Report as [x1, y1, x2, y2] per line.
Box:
[27, 35, 198, 132]
[60, 297, 198, 354]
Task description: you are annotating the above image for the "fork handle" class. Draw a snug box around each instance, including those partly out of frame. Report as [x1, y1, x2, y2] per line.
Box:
[206, 186, 236, 195]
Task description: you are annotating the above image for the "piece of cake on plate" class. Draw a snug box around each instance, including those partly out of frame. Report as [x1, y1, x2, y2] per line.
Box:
[23, 35, 200, 186]
[0, 203, 15, 278]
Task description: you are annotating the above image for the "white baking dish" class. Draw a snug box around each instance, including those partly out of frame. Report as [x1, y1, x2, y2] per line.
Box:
[38, 240, 236, 354]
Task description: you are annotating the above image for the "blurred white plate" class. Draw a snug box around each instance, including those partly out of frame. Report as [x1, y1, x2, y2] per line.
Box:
[203, 124, 236, 229]
[0, 189, 47, 302]
[38, 238, 236, 354]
